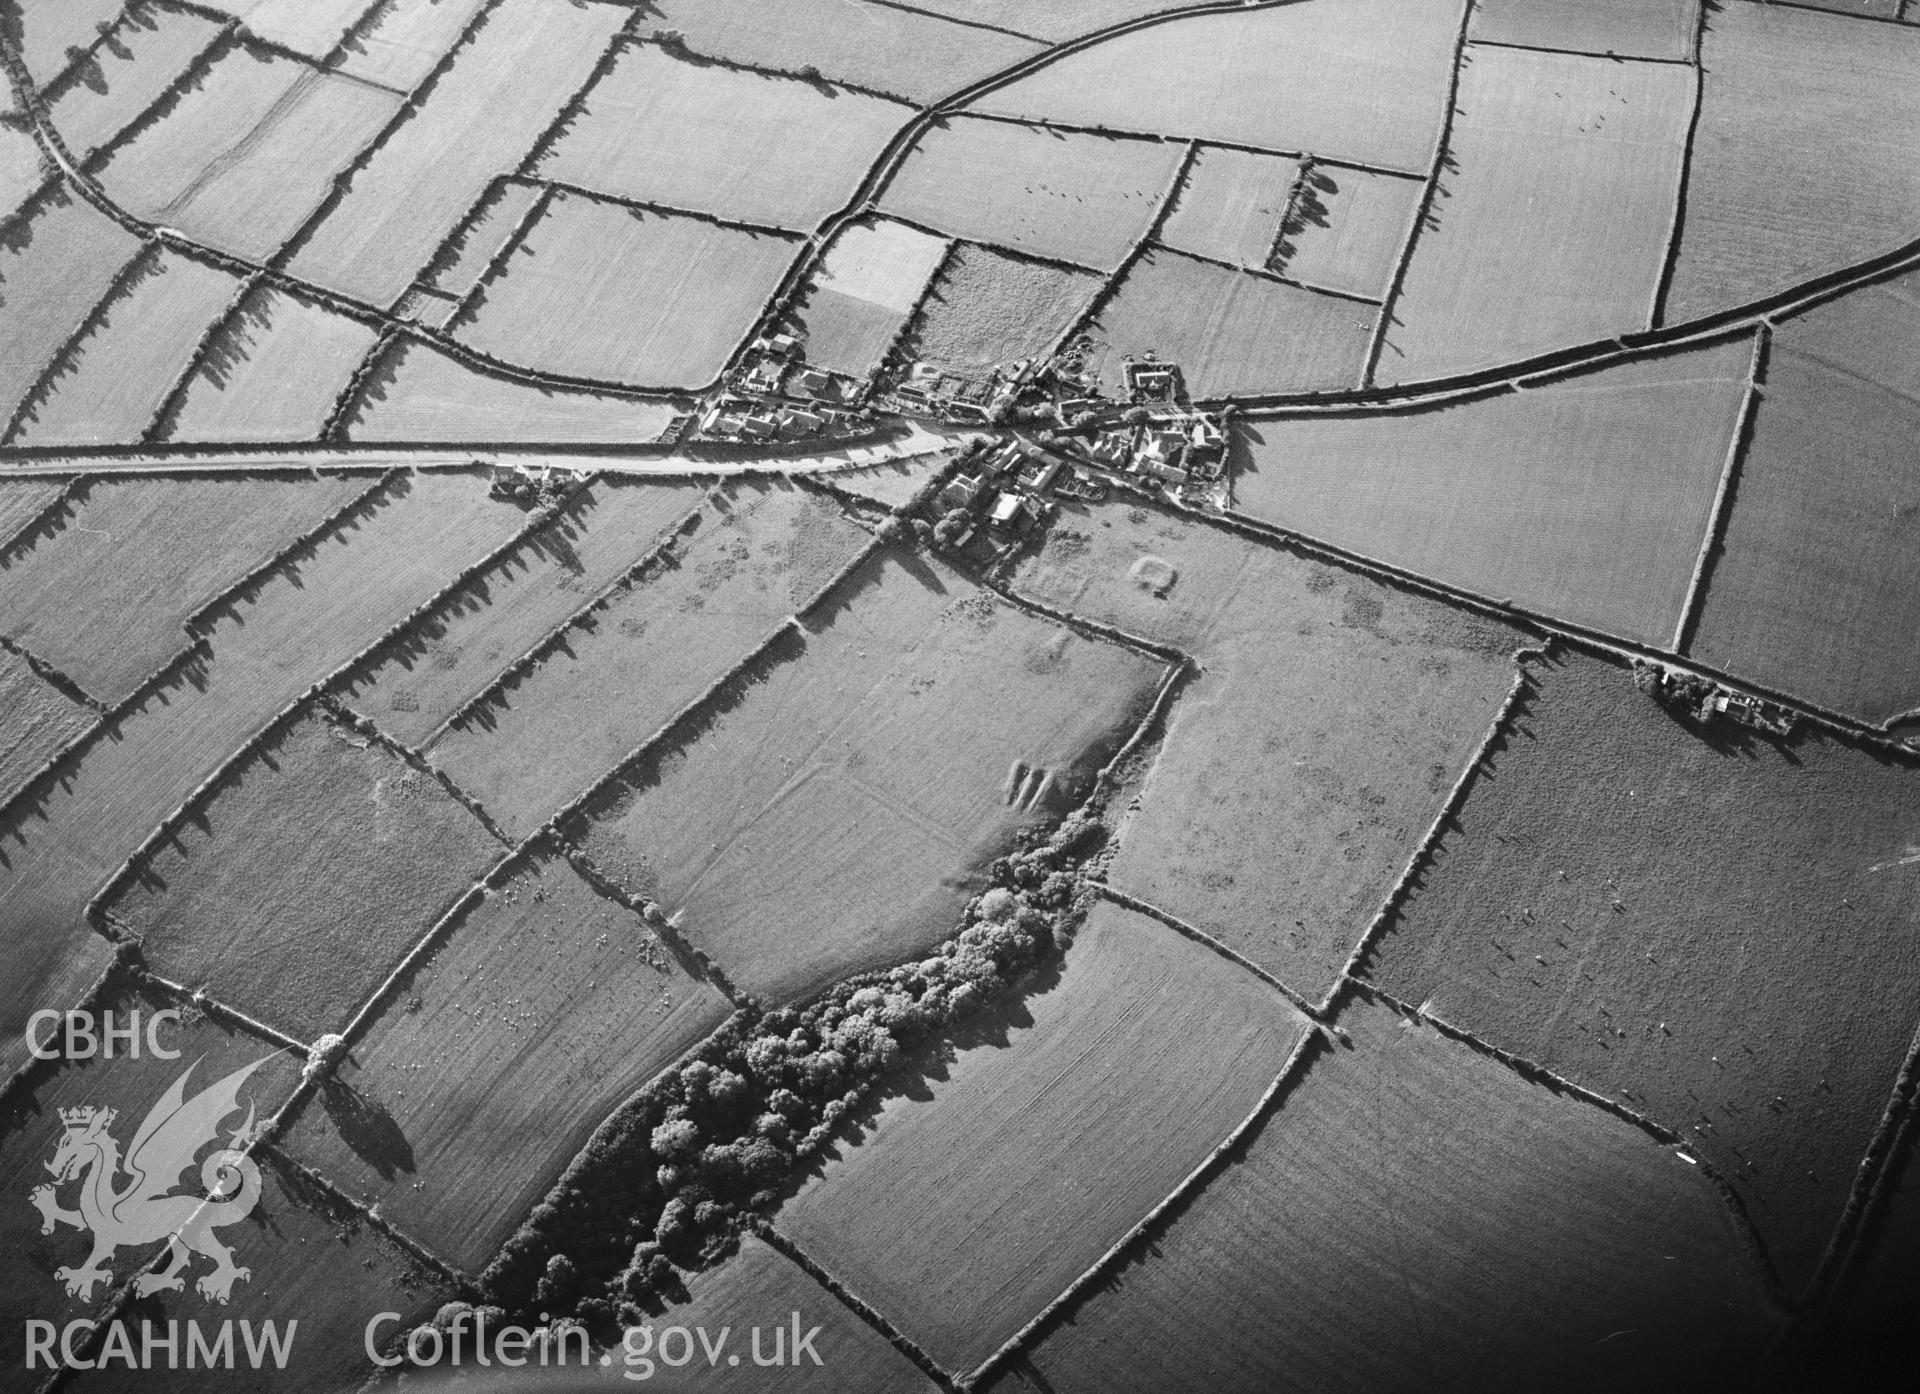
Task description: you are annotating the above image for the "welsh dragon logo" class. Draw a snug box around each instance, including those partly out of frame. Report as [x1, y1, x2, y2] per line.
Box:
[29, 1056, 268, 1304]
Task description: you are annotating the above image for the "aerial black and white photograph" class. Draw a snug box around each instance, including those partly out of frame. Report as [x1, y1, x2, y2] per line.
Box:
[0, 0, 1916, 1388]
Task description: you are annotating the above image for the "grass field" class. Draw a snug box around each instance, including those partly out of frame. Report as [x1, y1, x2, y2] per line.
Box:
[968, 0, 1463, 174]
[1000, 995, 1777, 1394]
[1468, 0, 1697, 60]
[419, 178, 541, 304]
[1279, 166, 1422, 301]
[0, 647, 92, 809]
[162, 287, 378, 442]
[279, 854, 731, 1273]
[0, 476, 368, 703]
[286, 0, 628, 307]
[12, 0, 124, 88]
[780, 901, 1313, 1376]
[536, 43, 911, 233]
[455, 191, 800, 389]
[1361, 650, 1920, 1297]
[0, 121, 41, 224]
[333, 0, 488, 92]
[1665, 2, 1920, 323]
[1380, 48, 1692, 382]
[0, 471, 522, 1081]
[95, 46, 401, 264]
[1016, 501, 1524, 1000]
[0, 979, 306, 1368]
[877, 117, 1181, 272]
[792, 218, 948, 377]
[47, 5, 225, 159]
[1157, 145, 1300, 271]
[574, 550, 1167, 1005]
[1232, 335, 1753, 645]
[345, 477, 701, 745]
[897, 243, 1099, 377]
[643, 0, 1041, 104]
[0, 189, 145, 427]
[344, 338, 683, 443]
[430, 481, 868, 840]
[117, 708, 503, 1043]
[10, 248, 241, 447]
[651, 1235, 940, 1391]
[1688, 278, 1920, 724]
[1087, 247, 1375, 397]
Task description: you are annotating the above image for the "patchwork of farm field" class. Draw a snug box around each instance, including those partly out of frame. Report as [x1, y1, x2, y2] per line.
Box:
[1686, 270, 1920, 724]
[968, 0, 1463, 173]
[1087, 246, 1376, 396]
[92, 44, 402, 264]
[898, 242, 1099, 377]
[876, 117, 1180, 272]
[279, 852, 731, 1273]
[2, 0, 1919, 1384]
[535, 42, 911, 233]
[0, 189, 145, 427]
[996, 995, 1778, 1394]
[1361, 650, 1920, 1296]
[1274, 165, 1422, 302]
[344, 476, 702, 745]
[572, 550, 1167, 1004]
[1663, 1, 1920, 322]
[7, 247, 242, 448]
[0, 474, 367, 701]
[0, 469, 523, 1080]
[1231, 334, 1755, 645]
[1014, 499, 1526, 1001]
[343, 339, 684, 444]
[1378, 45, 1692, 381]
[159, 286, 379, 443]
[780, 900, 1314, 1377]
[428, 479, 870, 841]
[454, 190, 800, 390]
[285, 0, 629, 308]
[1156, 145, 1300, 272]
[789, 218, 949, 378]
[642, 0, 1042, 104]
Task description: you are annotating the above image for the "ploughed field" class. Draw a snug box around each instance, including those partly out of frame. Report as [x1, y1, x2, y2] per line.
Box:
[3, 0, 1920, 1385]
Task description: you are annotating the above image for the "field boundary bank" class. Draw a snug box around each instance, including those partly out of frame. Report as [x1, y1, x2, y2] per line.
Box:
[1, 240, 162, 447]
[1672, 324, 1769, 653]
[1227, 232, 1920, 413]
[1349, 980, 1791, 1314]
[969, 1027, 1328, 1389]
[1801, 1009, 1920, 1324]
[556, 845, 750, 1008]
[0, 471, 400, 841]
[415, 495, 707, 747]
[758, 1224, 962, 1393]
[0, 630, 108, 713]
[1093, 883, 1327, 1024]
[1648, 0, 1710, 326]
[1334, 647, 1545, 1007]
[1359, 0, 1475, 389]
[1150, 237, 1387, 307]
[318, 693, 517, 847]
[76, 470, 567, 938]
